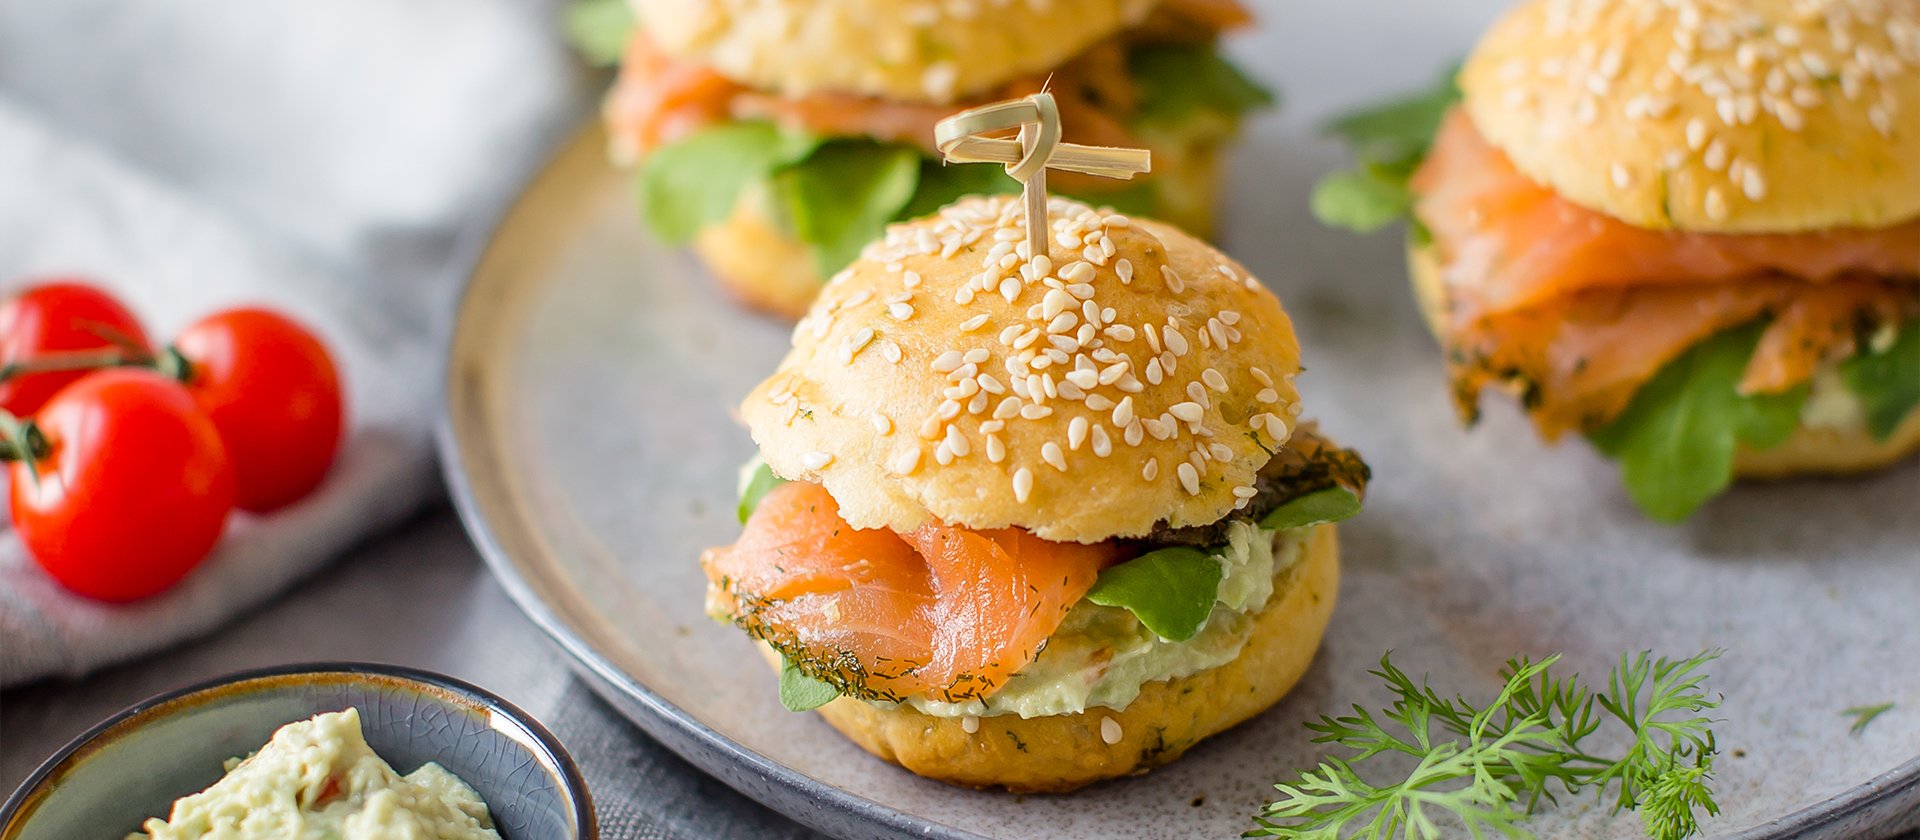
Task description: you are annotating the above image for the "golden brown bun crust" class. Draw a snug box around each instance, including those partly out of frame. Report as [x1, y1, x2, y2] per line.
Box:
[690, 135, 1227, 321]
[1410, 241, 1920, 476]
[1735, 408, 1920, 478]
[743, 195, 1305, 543]
[692, 186, 823, 319]
[633, 0, 1156, 104]
[784, 523, 1338, 792]
[1460, 0, 1920, 233]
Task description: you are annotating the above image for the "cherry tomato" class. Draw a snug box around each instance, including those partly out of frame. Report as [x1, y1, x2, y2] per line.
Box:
[0, 281, 152, 416]
[7, 369, 234, 602]
[173, 308, 343, 513]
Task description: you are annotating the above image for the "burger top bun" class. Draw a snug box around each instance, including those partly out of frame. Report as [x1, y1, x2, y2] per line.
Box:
[744, 194, 1305, 543]
[1460, 0, 1920, 234]
[633, 0, 1156, 104]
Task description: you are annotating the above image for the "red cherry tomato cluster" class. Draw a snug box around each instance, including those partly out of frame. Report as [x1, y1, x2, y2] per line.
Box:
[0, 280, 345, 602]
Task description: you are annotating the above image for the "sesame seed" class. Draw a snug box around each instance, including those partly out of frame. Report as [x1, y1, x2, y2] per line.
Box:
[1232, 485, 1258, 499]
[1611, 162, 1633, 189]
[1705, 187, 1730, 220]
[1177, 463, 1201, 495]
[1090, 425, 1112, 457]
[892, 448, 921, 475]
[1142, 459, 1158, 481]
[1164, 328, 1190, 357]
[999, 278, 1021, 304]
[1020, 404, 1054, 420]
[986, 434, 1007, 463]
[1042, 442, 1068, 471]
[1012, 468, 1034, 502]
[932, 351, 963, 372]
[1100, 717, 1122, 745]
[1187, 381, 1212, 409]
[961, 715, 980, 734]
[1161, 265, 1186, 294]
[1250, 367, 1272, 387]
[1202, 368, 1229, 393]
[1124, 421, 1144, 447]
[933, 442, 954, 465]
[1061, 261, 1095, 284]
[1169, 402, 1205, 423]
[888, 303, 915, 320]
[944, 425, 971, 457]
[963, 348, 990, 365]
[1116, 259, 1134, 284]
[801, 451, 834, 470]
[959, 314, 989, 332]
[1067, 416, 1090, 450]
[1065, 368, 1099, 389]
[1209, 443, 1234, 462]
[881, 341, 903, 364]
[1256, 388, 1280, 404]
[872, 413, 892, 435]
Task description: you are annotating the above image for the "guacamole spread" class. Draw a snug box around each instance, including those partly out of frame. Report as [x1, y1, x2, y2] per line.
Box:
[131, 708, 501, 840]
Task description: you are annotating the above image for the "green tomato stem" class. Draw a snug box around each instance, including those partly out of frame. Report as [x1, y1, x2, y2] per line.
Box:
[0, 411, 49, 483]
[0, 348, 147, 383]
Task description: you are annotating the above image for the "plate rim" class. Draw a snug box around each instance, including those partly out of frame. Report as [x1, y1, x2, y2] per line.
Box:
[435, 122, 1920, 840]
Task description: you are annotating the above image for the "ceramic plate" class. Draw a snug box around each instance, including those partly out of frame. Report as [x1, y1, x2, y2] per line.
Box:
[439, 3, 1920, 836]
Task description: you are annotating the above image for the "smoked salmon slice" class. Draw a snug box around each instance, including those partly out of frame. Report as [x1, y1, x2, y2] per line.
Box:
[1414, 110, 1920, 437]
[701, 481, 1119, 704]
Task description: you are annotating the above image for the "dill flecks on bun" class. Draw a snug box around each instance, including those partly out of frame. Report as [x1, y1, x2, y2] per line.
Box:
[701, 195, 1369, 792]
[1317, 0, 1920, 522]
[565, 0, 1273, 318]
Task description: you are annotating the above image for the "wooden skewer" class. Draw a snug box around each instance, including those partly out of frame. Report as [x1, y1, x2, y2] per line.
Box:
[935, 93, 1151, 261]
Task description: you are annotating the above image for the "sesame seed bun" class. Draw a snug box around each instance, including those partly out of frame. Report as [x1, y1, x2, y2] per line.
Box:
[1458, 0, 1920, 234]
[742, 195, 1303, 543]
[1409, 241, 1920, 476]
[632, 0, 1157, 104]
[689, 132, 1229, 321]
[765, 521, 1338, 792]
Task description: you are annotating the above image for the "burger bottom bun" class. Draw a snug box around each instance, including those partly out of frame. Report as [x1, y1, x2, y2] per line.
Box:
[691, 130, 1227, 321]
[763, 523, 1339, 793]
[1734, 409, 1920, 479]
[1408, 242, 1920, 478]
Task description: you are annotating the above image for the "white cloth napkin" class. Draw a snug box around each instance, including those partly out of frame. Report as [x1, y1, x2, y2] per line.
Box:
[0, 0, 592, 686]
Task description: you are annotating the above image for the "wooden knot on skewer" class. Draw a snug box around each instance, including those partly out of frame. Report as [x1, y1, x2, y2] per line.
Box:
[935, 92, 1152, 261]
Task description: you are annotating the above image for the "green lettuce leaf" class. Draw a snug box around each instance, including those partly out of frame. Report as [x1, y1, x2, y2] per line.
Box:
[640, 122, 823, 243]
[900, 159, 1020, 221]
[737, 461, 787, 524]
[1312, 68, 1459, 235]
[1590, 323, 1807, 523]
[779, 656, 839, 712]
[771, 140, 923, 275]
[1084, 546, 1223, 642]
[1259, 486, 1364, 531]
[1130, 44, 1276, 128]
[1840, 319, 1920, 440]
[563, 0, 635, 68]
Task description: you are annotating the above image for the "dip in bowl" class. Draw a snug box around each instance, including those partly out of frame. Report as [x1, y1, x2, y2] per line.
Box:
[0, 663, 593, 840]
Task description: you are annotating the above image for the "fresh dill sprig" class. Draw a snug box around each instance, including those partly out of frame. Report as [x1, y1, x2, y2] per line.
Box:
[1843, 702, 1895, 737]
[1250, 650, 1724, 840]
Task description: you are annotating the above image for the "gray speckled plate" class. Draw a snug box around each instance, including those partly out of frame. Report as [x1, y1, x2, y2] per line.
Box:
[437, 3, 1920, 836]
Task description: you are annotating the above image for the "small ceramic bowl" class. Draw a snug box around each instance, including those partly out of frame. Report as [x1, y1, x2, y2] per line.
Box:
[0, 662, 595, 839]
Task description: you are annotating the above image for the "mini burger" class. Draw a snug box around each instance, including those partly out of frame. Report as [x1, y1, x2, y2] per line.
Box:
[565, 0, 1273, 317]
[700, 194, 1369, 791]
[1318, 0, 1920, 521]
